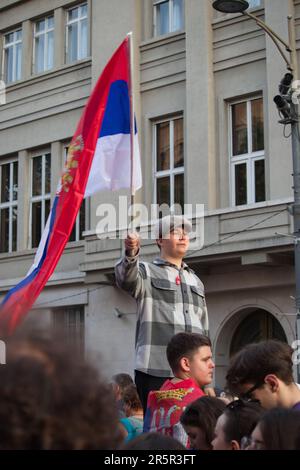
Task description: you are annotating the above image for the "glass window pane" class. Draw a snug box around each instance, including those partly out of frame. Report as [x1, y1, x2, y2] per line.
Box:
[47, 31, 54, 70]
[157, 122, 170, 171]
[235, 163, 247, 206]
[45, 199, 51, 227]
[5, 47, 13, 83]
[67, 23, 78, 62]
[36, 19, 45, 33]
[252, 99, 264, 152]
[174, 118, 184, 168]
[1, 163, 10, 203]
[255, 160, 266, 203]
[32, 202, 42, 248]
[173, 0, 183, 31]
[248, 0, 261, 8]
[68, 7, 79, 21]
[0, 208, 9, 253]
[157, 1, 169, 35]
[47, 16, 54, 29]
[16, 30, 22, 41]
[16, 43, 22, 80]
[174, 173, 184, 211]
[79, 19, 88, 59]
[35, 34, 45, 73]
[5, 32, 14, 45]
[32, 156, 42, 196]
[232, 102, 248, 156]
[12, 206, 17, 251]
[80, 4, 88, 17]
[69, 220, 76, 242]
[79, 200, 86, 240]
[157, 176, 170, 207]
[13, 162, 18, 201]
[45, 154, 51, 194]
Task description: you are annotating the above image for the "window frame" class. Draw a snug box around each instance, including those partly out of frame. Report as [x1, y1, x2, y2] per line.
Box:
[229, 96, 265, 207]
[3, 28, 22, 83]
[29, 153, 51, 249]
[65, 2, 88, 64]
[153, 115, 184, 209]
[0, 159, 18, 253]
[33, 15, 54, 74]
[63, 145, 87, 242]
[153, 0, 184, 37]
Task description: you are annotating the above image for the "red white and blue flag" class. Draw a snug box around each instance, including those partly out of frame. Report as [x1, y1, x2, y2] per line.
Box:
[0, 36, 142, 335]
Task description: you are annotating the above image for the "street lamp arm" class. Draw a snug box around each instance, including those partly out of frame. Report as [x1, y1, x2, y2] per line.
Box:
[243, 10, 293, 71]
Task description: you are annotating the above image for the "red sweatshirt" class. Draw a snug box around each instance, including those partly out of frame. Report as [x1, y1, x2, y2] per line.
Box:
[143, 378, 205, 446]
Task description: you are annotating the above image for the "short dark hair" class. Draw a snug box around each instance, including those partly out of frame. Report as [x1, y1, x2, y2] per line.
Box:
[259, 408, 300, 450]
[166, 333, 211, 374]
[226, 340, 294, 395]
[122, 432, 186, 450]
[223, 400, 264, 445]
[180, 396, 226, 449]
[112, 373, 134, 393]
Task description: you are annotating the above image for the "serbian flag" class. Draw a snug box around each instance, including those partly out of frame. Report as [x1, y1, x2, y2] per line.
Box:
[0, 36, 142, 336]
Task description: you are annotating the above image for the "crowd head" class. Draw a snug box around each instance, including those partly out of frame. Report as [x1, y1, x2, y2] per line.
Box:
[0, 330, 122, 450]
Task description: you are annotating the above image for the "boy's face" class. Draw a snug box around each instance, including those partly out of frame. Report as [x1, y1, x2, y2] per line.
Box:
[188, 346, 215, 388]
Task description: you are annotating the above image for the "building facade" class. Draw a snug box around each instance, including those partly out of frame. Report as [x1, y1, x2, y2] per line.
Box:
[0, 0, 298, 384]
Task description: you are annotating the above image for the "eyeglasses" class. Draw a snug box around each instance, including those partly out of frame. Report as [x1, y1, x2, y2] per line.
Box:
[241, 436, 266, 451]
[170, 229, 189, 240]
[240, 382, 264, 402]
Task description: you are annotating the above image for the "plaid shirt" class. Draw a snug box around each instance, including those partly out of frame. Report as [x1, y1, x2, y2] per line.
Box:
[115, 254, 209, 377]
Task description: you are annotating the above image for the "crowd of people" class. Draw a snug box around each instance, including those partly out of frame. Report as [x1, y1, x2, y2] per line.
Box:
[1, 216, 299, 450]
[0, 328, 299, 450]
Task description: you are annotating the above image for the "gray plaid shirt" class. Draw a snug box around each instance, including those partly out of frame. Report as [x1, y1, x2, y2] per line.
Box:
[115, 253, 209, 377]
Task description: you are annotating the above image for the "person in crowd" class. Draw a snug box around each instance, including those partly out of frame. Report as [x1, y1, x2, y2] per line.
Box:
[111, 373, 134, 418]
[226, 340, 300, 410]
[180, 396, 226, 450]
[122, 432, 186, 450]
[115, 215, 209, 413]
[246, 408, 300, 450]
[211, 399, 264, 450]
[119, 384, 144, 442]
[0, 329, 122, 449]
[143, 332, 214, 446]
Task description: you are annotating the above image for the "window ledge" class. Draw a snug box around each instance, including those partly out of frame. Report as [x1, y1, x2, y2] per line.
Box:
[212, 7, 264, 26]
[4, 57, 92, 91]
[0, 240, 84, 262]
[140, 30, 185, 50]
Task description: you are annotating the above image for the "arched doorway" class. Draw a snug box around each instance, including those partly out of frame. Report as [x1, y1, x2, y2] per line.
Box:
[230, 309, 287, 357]
[214, 307, 288, 387]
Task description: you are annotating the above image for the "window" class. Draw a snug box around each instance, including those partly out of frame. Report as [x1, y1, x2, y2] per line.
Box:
[52, 306, 85, 353]
[66, 3, 88, 63]
[154, 0, 184, 36]
[0, 160, 18, 253]
[30, 154, 51, 248]
[3, 29, 22, 83]
[230, 97, 265, 206]
[34, 16, 54, 74]
[248, 0, 261, 9]
[64, 146, 86, 242]
[154, 116, 184, 212]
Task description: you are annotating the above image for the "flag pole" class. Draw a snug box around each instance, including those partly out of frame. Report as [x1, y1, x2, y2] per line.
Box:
[127, 31, 135, 230]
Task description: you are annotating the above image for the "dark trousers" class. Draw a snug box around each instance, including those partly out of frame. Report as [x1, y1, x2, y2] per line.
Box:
[135, 370, 169, 416]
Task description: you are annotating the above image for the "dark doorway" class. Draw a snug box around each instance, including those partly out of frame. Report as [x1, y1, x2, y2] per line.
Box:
[230, 309, 287, 357]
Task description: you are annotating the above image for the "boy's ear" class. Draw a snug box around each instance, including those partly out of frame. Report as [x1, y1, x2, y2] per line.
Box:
[179, 356, 190, 373]
[231, 440, 240, 451]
